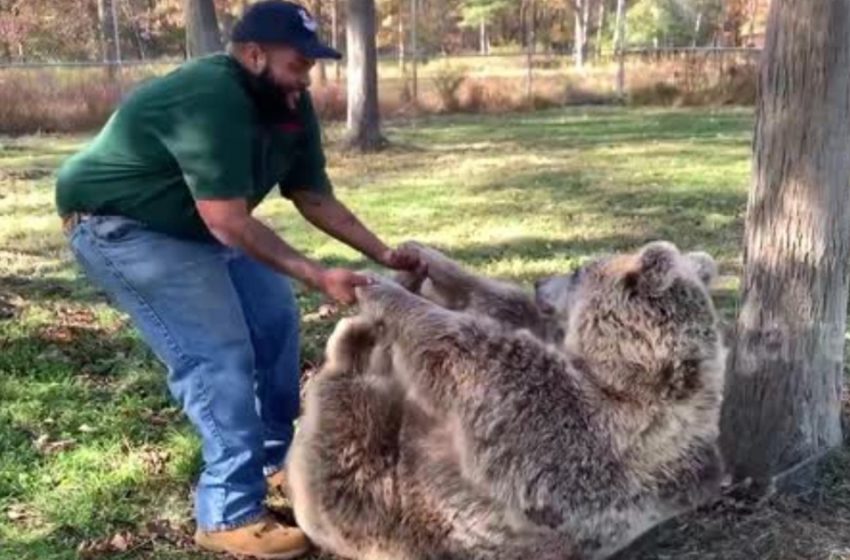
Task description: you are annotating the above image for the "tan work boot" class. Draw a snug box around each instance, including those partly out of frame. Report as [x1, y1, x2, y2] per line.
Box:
[266, 470, 289, 498]
[194, 515, 310, 559]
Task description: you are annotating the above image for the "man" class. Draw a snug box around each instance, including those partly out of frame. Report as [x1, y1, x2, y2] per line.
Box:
[55, 2, 419, 558]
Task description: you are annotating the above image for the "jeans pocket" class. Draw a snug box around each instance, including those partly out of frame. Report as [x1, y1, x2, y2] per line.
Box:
[88, 215, 143, 242]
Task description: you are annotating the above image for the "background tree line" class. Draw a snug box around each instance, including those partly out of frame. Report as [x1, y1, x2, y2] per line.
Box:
[0, 0, 770, 63]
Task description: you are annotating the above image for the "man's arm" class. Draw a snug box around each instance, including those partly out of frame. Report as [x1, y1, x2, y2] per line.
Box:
[290, 190, 391, 263]
[291, 190, 422, 273]
[196, 198, 367, 304]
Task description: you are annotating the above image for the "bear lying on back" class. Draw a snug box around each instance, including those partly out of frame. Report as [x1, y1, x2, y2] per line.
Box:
[287, 241, 726, 560]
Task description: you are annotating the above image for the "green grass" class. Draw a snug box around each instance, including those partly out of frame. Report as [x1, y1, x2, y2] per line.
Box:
[2, 107, 848, 559]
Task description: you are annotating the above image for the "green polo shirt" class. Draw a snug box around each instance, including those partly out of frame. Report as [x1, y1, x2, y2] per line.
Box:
[56, 54, 332, 241]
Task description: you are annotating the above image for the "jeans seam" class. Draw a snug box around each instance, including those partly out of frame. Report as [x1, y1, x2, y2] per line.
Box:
[193, 369, 232, 522]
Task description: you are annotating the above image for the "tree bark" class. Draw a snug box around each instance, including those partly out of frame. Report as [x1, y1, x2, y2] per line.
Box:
[184, 0, 222, 58]
[98, 0, 120, 78]
[614, 0, 626, 97]
[595, 0, 605, 59]
[332, 0, 341, 82]
[398, 1, 406, 72]
[720, 0, 850, 488]
[525, 0, 534, 102]
[345, 0, 387, 152]
[573, 0, 588, 68]
[692, 12, 703, 47]
[311, 0, 328, 85]
[411, 0, 419, 106]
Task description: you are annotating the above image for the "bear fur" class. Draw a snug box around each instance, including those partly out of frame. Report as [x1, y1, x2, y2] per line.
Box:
[287, 241, 727, 560]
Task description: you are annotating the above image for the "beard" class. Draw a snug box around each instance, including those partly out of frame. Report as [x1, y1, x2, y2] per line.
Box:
[244, 67, 298, 123]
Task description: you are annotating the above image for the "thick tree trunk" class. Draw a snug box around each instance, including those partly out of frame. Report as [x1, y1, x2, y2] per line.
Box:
[720, 0, 850, 488]
[184, 0, 222, 58]
[345, 0, 387, 152]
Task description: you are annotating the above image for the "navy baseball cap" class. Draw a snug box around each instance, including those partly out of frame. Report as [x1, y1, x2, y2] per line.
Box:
[231, 1, 342, 60]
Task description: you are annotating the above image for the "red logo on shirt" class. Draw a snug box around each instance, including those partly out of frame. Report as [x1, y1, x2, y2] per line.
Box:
[277, 121, 303, 133]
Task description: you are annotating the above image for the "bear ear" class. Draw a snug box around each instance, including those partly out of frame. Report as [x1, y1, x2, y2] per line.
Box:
[685, 251, 718, 287]
[623, 241, 679, 294]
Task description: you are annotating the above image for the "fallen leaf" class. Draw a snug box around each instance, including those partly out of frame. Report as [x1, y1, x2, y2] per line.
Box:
[76, 539, 110, 558]
[46, 439, 76, 453]
[78, 424, 96, 433]
[34, 434, 76, 455]
[143, 519, 171, 537]
[140, 447, 171, 476]
[77, 531, 143, 558]
[109, 532, 129, 551]
[6, 504, 29, 521]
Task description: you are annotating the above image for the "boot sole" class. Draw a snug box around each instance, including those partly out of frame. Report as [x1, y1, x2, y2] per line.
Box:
[195, 537, 311, 560]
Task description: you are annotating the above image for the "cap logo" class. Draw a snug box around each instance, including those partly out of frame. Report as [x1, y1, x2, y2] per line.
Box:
[299, 9, 318, 32]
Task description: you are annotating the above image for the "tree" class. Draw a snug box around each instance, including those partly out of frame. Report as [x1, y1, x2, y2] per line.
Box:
[625, 0, 722, 47]
[98, 0, 120, 77]
[331, 0, 342, 82]
[184, 0, 222, 57]
[345, 0, 387, 151]
[459, 0, 510, 54]
[614, 0, 626, 96]
[572, 0, 590, 68]
[595, 0, 606, 58]
[308, 0, 328, 85]
[720, 0, 850, 488]
[522, 0, 535, 101]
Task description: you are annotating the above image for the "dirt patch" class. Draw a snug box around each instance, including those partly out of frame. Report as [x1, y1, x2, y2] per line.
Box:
[618, 448, 850, 560]
[0, 291, 21, 320]
[30, 304, 140, 372]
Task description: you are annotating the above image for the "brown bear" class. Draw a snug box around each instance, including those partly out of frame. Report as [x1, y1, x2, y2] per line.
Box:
[287, 241, 726, 560]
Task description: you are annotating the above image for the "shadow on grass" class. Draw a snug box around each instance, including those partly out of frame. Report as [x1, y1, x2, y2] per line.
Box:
[0, 274, 102, 306]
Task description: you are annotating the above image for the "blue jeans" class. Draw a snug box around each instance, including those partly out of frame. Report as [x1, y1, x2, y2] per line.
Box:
[68, 215, 301, 531]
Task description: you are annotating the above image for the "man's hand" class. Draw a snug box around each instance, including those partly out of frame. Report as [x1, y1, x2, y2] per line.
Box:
[320, 268, 372, 305]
